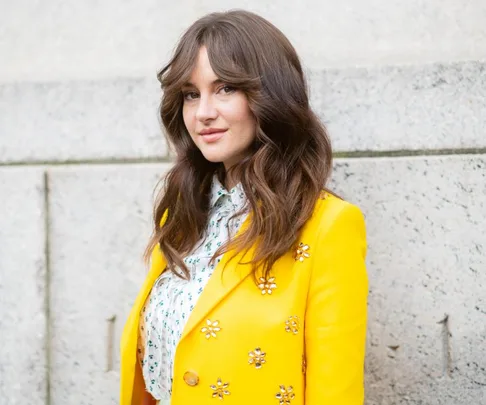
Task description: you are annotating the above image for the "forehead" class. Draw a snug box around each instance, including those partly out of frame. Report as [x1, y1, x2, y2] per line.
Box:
[183, 47, 220, 88]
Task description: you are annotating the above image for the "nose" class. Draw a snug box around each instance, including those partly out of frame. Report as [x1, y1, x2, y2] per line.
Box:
[195, 94, 218, 122]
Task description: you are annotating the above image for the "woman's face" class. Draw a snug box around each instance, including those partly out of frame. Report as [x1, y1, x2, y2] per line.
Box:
[182, 46, 257, 170]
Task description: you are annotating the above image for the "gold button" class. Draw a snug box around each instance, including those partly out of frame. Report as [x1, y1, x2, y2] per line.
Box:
[183, 371, 199, 386]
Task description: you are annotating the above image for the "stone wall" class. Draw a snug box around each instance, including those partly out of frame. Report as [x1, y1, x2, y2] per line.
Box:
[0, 1, 485, 404]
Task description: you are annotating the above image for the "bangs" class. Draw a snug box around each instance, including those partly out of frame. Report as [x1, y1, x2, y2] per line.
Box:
[160, 26, 261, 96]
[203, 30, 260, 92]
[158, 39, 199, 93]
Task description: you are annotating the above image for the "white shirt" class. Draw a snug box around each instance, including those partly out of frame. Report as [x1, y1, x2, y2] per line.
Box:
[138, 174, 249, 402]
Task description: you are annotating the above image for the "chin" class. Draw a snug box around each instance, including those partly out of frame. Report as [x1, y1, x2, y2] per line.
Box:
[201, 153, 226, 163]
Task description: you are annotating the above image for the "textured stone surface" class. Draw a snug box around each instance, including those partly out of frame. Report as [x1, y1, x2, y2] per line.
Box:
[1, 0, 485, 82]
[48, 163, 172, 405]
[311, 61, 486, 152]
[0, 168, 47, 404]
[0, 78, 166, 163]
[330, 155, 486, 404]
[0, 0, 195, 82]
[193, 0, 486, 69]
[2, 60, 485, 163]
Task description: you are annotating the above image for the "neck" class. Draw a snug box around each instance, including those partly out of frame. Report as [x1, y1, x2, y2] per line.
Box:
[220, 165, 240, 191]
[224, 175, 237, 191]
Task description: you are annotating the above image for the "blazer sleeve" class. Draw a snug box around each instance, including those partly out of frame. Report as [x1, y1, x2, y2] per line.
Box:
[304, 203, 368, 405]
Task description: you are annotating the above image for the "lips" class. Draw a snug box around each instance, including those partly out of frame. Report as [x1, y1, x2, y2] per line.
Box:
[200, 129, 227, 143]
[199, 128, 227, 135]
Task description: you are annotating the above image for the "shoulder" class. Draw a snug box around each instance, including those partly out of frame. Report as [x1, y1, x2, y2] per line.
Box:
[305, 191, 368, 288]
[307, 190, 366, 243]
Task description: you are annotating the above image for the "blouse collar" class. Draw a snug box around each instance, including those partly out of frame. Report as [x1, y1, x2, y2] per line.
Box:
[209, 173, 248, 212]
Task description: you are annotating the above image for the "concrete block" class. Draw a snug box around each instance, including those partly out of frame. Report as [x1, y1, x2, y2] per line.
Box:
[1, 0, 485, 82]
[330, 155, 486, 404]
[2, 60, 484, 163]
[0, 78, 167, 163]
[0, 168, 47, 404]
[48, 163, 172, 404]
[311, 61, 486, 152]
[193, 0, 486, 68]
[0, 0, 196, 83]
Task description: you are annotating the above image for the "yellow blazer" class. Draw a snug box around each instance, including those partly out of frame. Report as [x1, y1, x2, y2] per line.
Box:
[120, 193, 368, 405]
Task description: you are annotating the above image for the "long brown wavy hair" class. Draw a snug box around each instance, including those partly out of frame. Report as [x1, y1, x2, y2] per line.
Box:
[144, 9, 333, 280]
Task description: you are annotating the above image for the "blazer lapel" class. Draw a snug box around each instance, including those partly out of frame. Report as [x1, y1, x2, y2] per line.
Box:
[179, 212, 256, 342]
[122, 209, 256, 405]
[121, 246, 167, 349]
[120, 244, 167, 405]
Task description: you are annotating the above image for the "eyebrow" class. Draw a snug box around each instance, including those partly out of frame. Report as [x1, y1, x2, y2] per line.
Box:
[182, 79, 224, 88]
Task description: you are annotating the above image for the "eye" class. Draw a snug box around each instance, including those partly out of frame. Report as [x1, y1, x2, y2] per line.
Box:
[218, 85, 236, 94]
[183, 91, 199, 101]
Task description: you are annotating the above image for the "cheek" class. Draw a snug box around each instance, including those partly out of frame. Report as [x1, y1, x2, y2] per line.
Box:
[239, 108, 257, 142]
[182, 105, 193, 132]
[226, 99, 256, 134]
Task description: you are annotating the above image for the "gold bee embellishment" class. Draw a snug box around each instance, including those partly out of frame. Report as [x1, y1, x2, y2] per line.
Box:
[276, 385, 295, 404]
[258, 276, 277, 295]
[285, 315, 300, 335]
[248, 347, 266, 369]
[210, 378, 230, 399]
[201, 319, 221, 339]
[295, 243, 310, 262]
[319, 189, 330, 200]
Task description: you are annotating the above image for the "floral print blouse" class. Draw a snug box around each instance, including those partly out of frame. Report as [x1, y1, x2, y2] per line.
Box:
[137, 174, 249, 403]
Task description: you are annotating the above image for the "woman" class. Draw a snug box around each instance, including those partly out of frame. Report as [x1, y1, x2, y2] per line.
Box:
[120, 9, 368, 405]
